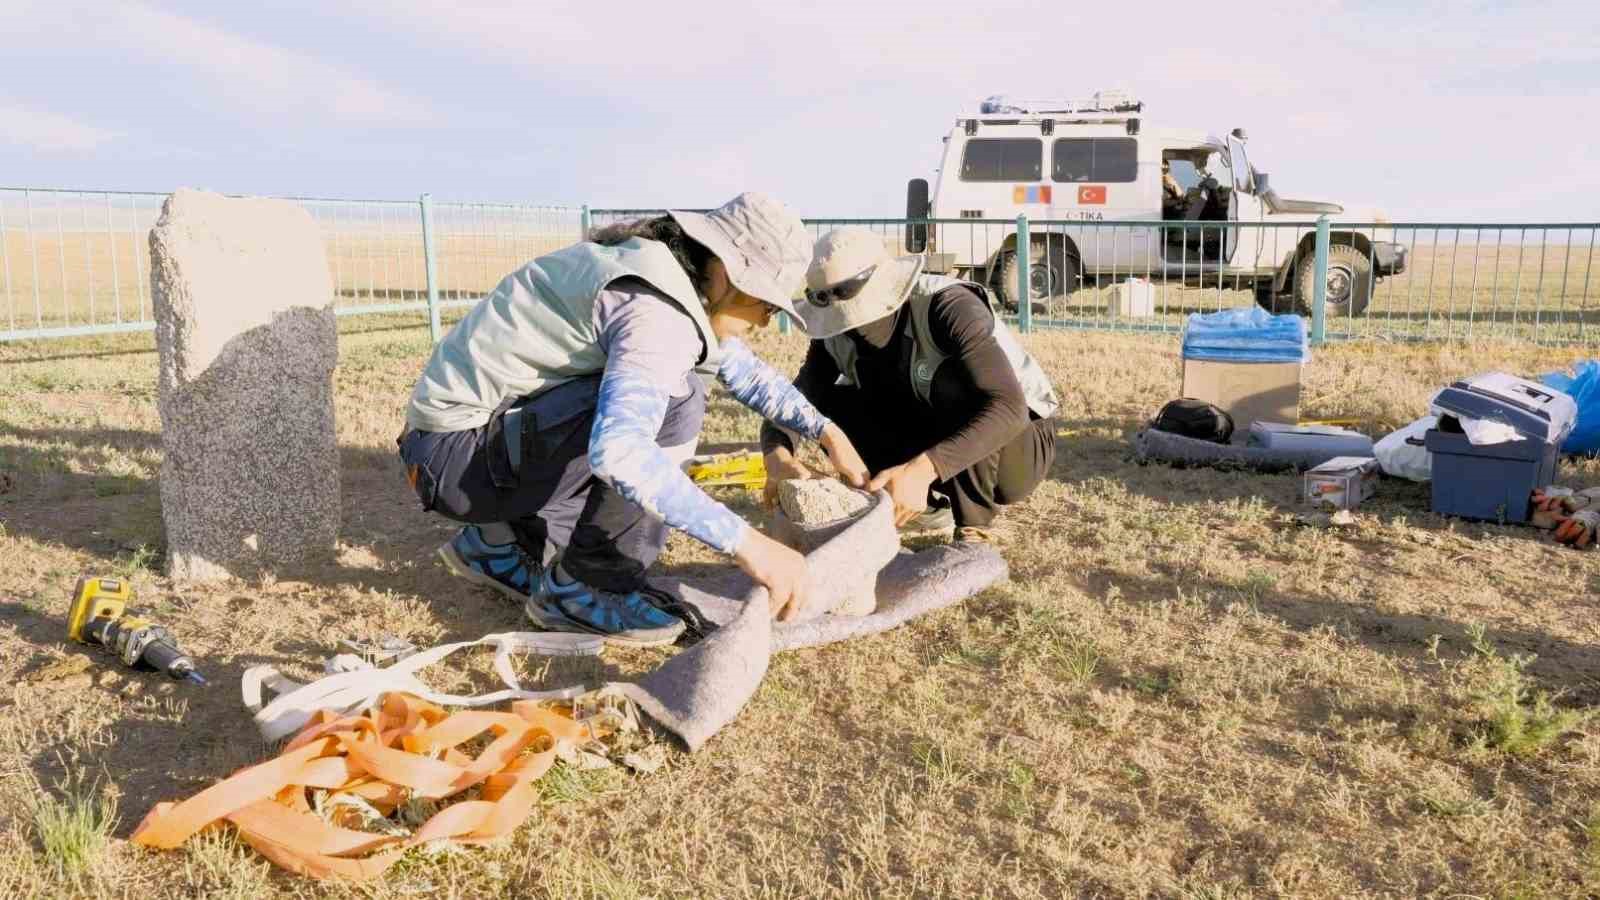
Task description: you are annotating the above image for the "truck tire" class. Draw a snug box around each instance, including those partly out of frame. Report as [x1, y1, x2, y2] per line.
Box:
[994, 242, 1079, 312]
[1293, 244, 1372, 318]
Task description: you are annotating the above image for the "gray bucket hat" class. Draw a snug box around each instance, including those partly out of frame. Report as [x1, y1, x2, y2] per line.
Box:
[796, 226, 925, 339]
[668, 192, 812, 326]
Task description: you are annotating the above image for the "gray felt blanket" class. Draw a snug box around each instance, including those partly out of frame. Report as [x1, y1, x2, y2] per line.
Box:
[610, 491, 1008, 751]
[1134, 427, 1347, 472]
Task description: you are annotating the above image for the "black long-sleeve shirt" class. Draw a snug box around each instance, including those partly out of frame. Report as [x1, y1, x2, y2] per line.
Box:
[760, 285, 1029, 480]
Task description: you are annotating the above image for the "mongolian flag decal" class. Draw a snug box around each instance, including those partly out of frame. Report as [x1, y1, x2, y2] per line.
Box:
[1011, 185, 1053, 204]
[1077, 185, 1107, 205]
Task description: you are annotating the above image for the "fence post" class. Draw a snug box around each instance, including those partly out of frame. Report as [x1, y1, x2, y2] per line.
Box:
[1016, 213, 1031, 333]
[1311, 215, 1329, 346]
[420, 193, 441, 343]
[580, 204, 592, 242]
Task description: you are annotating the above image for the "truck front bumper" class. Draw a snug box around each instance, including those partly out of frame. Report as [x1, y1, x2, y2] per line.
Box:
[1373, 241, 1407, 276]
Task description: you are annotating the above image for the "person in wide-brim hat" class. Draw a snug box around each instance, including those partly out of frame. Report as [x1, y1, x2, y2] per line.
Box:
[762, 226, 1062, 542]
[398, 193, 870, 640]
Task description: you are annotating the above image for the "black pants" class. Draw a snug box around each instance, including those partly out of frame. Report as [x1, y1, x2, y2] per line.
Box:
[817, 381, 1056, 528]
[397, 374, 706, 592]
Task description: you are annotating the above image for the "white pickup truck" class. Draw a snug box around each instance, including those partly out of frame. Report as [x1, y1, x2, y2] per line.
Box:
[905, 91, 1406, 316]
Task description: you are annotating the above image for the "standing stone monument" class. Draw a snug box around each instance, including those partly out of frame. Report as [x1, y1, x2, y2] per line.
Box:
[150, 188, 339, 581]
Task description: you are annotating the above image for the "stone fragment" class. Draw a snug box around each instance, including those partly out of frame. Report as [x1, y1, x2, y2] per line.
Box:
[777, 478, 871, 524]
[773, 479, 879, 616]
[150, 188, 339, 581]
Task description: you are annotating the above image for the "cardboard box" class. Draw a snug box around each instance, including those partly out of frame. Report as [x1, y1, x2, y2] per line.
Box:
[1303, 456, 1379, 510]
[1107, 279, 1155, 317]
[1180, 359, 1301, 443]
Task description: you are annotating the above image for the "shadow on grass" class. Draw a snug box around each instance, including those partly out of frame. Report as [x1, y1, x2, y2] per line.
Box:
[0, 596, 342, 829]
[0, 342, 159, 366]
[1036, 412, 1600, 693]
[1077, 564, 1600, 690]
[0, 422, 436, 586]
[5, 410, 1596, 829]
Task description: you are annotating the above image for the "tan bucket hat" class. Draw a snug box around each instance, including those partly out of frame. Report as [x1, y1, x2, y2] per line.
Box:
[796, 227, 925, 339]
[668, 192, 812, 324]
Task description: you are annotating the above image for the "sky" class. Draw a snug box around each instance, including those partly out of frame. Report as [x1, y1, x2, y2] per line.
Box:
[1, 0, 1596, 221]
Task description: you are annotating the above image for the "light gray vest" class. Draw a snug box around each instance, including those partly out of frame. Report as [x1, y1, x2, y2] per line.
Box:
[406, 237, 717, 432]
[822, 274, 1060, 419]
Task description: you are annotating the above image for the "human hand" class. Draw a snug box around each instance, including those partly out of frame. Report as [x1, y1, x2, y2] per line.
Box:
[733, 528, 813, 619]
[867, 453, 939, 527]
[818, 423, 869, 489]
[762, 448, 815, 509]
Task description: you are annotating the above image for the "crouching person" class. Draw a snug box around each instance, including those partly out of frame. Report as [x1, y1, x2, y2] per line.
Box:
[761, 227, 1059, 541]
[398, 194, 869, 646]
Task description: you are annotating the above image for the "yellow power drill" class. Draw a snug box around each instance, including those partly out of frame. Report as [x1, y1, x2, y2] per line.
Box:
[66, 576, 208, 685]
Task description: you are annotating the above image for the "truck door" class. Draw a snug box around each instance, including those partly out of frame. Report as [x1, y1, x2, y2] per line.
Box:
[1225, 134, 1264, 275]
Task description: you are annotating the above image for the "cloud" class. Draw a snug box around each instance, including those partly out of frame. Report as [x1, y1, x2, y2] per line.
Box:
[0, 102, 120, 152]
[112, 4, 432, 125]
[1, 1, 1593, 218]
[282, 2, 1600, 217]
[2, 2, 433, 130]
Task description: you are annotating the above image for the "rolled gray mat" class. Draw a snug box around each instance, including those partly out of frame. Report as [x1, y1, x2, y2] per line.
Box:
[616, 490, 1008, 751]
[1133, 428, 1348, 472]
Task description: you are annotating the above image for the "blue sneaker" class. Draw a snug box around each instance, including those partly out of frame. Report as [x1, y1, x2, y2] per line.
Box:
[524, 566, 685, 648]
[436, 525, 535, 602]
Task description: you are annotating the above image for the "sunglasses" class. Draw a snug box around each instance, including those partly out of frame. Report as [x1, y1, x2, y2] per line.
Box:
[803, 264, 878, 308]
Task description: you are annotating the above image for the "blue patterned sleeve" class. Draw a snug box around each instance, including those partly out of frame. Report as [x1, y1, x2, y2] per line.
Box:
[716, 337, 831, 441]
[587, 365, 750, 555]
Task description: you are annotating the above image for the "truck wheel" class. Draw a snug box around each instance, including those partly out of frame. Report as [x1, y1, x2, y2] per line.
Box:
[995, 243, 1079, 312]
[1293, 244, 1372, 317]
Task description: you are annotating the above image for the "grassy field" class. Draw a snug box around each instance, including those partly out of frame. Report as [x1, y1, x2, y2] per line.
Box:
[1, 317, 1600, 897]
[3, 199, 1597, 346]
[0, 192, 574, 333]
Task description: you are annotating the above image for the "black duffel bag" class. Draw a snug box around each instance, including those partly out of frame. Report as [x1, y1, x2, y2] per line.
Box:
[1150, 398, 1234, 444]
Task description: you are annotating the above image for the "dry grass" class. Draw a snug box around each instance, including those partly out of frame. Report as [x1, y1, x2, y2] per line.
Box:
[0, 199, 570, 332]
[3, 204, 1597, 346]
[1, 316, 1600, 897]
[849, 222, 1600, 344]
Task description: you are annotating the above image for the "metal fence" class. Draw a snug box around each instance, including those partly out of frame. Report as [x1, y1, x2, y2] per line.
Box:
[3, 188, 1596, 347]
[789, 216, 1600, 347]
[0, 187, 585, 342]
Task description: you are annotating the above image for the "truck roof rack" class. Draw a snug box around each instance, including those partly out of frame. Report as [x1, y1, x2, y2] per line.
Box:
[977, 90, 1143, 117]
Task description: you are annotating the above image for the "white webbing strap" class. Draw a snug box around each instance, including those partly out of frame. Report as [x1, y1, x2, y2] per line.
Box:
[242, 631, 605, 742]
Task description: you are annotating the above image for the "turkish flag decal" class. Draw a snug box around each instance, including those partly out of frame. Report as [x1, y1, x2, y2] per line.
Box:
[1078, 185, 1107, 205]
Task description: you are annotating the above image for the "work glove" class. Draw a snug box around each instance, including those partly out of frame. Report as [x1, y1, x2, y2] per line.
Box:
[1571, 488, 1600, 510]
[1532, 487, 1600, 529]
[1532, 486, 1576, 529]
[1553, 509, 1599, 549]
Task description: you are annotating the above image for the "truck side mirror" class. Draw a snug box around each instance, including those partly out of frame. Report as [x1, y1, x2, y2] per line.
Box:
[1253, 172, 1269, 194]
[906, 179, 930, 253]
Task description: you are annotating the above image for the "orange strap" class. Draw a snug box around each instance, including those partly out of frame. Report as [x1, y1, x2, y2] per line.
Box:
[131, 692, 592, 881]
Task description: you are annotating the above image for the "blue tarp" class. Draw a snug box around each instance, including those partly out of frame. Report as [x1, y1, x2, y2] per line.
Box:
[1181, 307, 1309, 364]
[1539, 361, 1600, 455]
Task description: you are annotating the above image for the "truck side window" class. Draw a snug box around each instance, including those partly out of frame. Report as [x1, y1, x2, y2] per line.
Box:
[959, 139, 1043, 182]
[1051, 138, 1138, 183]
